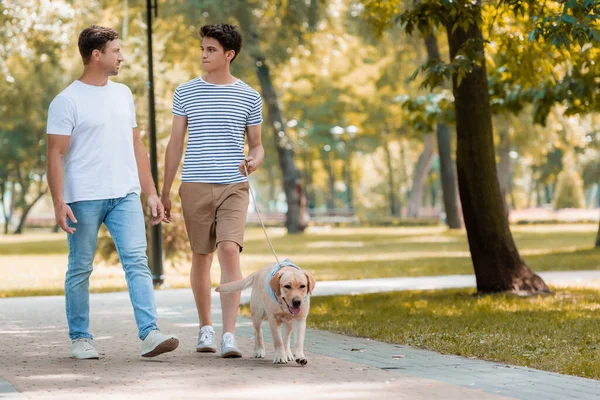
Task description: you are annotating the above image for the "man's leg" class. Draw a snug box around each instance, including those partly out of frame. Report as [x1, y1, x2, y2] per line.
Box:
[65, 200, 105, 341]
[104, 193, 158, 340]
[104, 193, 178, 357]
[217, 241, 243, 334]
[191, 251, 214, 327]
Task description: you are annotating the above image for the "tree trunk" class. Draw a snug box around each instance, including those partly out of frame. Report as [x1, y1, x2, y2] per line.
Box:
[267, 166, 277, 211]
[3, 181, 14, 235]
[596, 215, 600, 248]
[445, 6, 548, 294]
[497, 128, 511, 218]
[0, 180, 7, 235]
[407, 133, 434, 217]
[302, 151, 315, 209]
[255, 59, 304, 233]
[323, 151, 335, 210]
[424, 33, 462, 229]
[343, 151, 353, 210]
[384, 140, 398, 216]
[14, 190, 46, 234]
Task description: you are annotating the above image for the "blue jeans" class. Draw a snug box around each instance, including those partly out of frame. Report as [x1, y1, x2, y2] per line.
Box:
[65, 193, 158, 341]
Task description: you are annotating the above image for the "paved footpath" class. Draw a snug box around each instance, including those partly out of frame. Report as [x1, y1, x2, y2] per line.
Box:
[1, 274, 600, 400]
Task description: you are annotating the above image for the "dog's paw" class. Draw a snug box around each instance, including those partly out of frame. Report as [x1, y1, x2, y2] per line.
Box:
[294, 353, 308, 366]
[295, 357, 308, 366]
[254, 349, 266, 358]
[273, 353, 288, 364]
[285, 350, 295, 362]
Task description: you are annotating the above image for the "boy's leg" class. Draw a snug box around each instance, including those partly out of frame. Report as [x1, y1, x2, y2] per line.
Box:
[215, 182, 250, 336]
[104, 193, 158, 340]
[191, 251, 214, 327]
[217, 241, 243, 334]
[65, 199, 105, 341]
[179, 182, 218, 328]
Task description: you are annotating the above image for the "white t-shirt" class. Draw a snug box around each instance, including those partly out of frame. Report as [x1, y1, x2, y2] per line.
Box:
[46, 80, 141, 203]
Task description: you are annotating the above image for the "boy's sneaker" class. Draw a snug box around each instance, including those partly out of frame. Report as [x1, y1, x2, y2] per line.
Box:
[221, 332, 242, 358]
[141, 330, 179, 357]
[196, 325, 216, 353]
[70, 338, 99, 360]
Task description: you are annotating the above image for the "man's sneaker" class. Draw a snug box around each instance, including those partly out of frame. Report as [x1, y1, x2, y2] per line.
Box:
[70, 338, 99, 360]
[221, 332, 242, 358]
[196, 325, 216, 353]
[141, 330, 179, 357]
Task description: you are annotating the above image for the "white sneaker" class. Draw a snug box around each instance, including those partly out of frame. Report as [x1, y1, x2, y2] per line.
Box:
[141, 330, 179, 357]
[70, 338, 99, 360]
[196, 325, 216, 353]
[221, 332, 242, 358]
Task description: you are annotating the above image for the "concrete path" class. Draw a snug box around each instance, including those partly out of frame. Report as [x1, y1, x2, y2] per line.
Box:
[1, 280, 599, 399]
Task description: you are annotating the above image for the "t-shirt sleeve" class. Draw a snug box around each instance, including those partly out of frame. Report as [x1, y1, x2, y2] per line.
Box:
[128, 87, 138, 128]
[247, 93, 263, 126]
[46, 95, 76, 136]
[172, 86, 186, 117]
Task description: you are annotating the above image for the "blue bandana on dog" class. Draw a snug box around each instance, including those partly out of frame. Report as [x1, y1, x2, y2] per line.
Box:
[266, 258, 309, 305]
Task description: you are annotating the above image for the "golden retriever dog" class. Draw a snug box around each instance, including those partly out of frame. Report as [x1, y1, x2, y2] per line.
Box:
[216, 259, 316, 365]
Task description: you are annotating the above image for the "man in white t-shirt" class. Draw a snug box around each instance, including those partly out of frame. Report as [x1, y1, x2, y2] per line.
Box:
[161, 24, 264, 358]
[46, 25, 179, 359]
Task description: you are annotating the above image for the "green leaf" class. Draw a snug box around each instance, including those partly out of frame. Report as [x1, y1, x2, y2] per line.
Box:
[562, 15, 577, 25]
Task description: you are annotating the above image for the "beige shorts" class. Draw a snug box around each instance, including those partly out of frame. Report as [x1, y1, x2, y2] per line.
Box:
[179, 181, 249, 254]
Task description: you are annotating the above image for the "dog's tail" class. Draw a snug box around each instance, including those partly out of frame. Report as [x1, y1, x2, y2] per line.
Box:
[215, 272, 257, 293]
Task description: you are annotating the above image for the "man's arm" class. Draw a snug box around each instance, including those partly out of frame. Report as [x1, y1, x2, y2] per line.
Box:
[160, 115, 188, 222]
[47, 135, 77, 234]
[133, 128, 164, 226]
[239, 124, 264, 176]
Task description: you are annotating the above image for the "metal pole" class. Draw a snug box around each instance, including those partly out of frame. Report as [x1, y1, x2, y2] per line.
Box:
[146, 0, 163, 285]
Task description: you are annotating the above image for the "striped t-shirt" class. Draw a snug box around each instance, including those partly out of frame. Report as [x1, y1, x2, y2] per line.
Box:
[172, 77, 263, 184]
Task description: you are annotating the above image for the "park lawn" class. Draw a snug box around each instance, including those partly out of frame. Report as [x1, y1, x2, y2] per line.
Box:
[241, 224, 600, 280]
[0, 224, 599, 297]
[299, 287, 600, 379]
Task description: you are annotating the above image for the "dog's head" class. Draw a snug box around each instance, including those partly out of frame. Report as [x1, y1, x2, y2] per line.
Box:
[269, 267, 316, 316]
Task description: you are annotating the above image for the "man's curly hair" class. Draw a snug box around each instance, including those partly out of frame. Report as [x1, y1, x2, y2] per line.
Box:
[199, 24, 242, 62]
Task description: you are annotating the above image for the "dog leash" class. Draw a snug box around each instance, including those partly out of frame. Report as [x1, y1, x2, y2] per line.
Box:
[244, 160, 281, 266]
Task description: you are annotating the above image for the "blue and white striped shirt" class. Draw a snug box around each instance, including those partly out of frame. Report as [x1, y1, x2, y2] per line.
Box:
[172, 77, 263, 184]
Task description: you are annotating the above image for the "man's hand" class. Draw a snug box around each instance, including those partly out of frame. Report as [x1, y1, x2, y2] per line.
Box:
[239, 156, 257, 176]
[147, 194, 165, 226]
[160, 192, 173, 223]
[54, 202, 77, 234]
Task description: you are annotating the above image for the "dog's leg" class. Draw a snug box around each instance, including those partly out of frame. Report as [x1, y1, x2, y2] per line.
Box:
[293, 318, 308, 365]
[282, 321, 294, 361]
[267, 314, 287, 364]
[252, 312, 265, 358]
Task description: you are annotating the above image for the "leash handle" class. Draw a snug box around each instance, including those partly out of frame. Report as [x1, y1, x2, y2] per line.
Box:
[244, 160, 281, 266]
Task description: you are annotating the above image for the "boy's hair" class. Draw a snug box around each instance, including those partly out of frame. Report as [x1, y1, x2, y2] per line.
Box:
[78, 25, 119, 64]
[199, 24, 242, 62]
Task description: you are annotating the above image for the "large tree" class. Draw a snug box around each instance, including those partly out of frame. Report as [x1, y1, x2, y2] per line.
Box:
[363, 0, 552, 294]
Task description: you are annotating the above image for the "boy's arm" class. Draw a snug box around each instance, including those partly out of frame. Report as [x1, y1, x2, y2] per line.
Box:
[239, 124, 264, 176]
[160, 115, 188, 222]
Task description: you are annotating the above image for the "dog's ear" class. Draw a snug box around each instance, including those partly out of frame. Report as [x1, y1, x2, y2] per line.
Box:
[269, 271, 282, 298]
[304, 271, 316, 295]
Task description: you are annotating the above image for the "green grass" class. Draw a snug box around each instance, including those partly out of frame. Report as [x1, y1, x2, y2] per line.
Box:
[241, 225, 600, 280]
[1, 225, 599, 298]
[302, 288, 600, 379]
[0, 285, 130, 298]
[0, 239, 68, 255]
